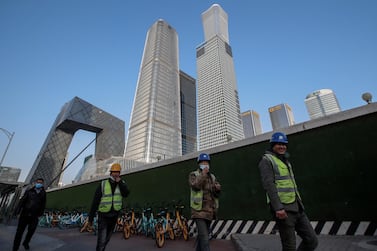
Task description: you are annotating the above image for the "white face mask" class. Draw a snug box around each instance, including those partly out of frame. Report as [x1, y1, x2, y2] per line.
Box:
[199, 164, 209, 170]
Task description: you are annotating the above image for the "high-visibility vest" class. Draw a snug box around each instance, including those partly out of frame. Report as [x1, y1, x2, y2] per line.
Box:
[98, 180, 122, 213]
[190, 170, 219, 210]
[264, 154, 301, 204]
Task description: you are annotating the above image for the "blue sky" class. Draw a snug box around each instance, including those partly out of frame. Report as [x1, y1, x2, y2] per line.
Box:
[1, 0, 376, 185]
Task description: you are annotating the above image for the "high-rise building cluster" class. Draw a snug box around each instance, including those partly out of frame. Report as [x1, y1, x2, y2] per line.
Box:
[23, 4, 344, 186]
[10, 4, 348, 188]
[125, 4, 245, 164]
[124, 4, 343, 163]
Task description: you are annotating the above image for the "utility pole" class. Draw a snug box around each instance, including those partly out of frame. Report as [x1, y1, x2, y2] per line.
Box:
[0, 128, 15, 169]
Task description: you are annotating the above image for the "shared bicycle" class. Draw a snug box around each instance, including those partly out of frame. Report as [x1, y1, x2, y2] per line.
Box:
[154, 207, 175, 248]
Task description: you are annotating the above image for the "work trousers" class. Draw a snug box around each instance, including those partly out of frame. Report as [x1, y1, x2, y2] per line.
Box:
[13, 215, 39, 251]
[96, 215, 118, 251]
[275, 211, 318, 251]
[195, 218, 211, 251]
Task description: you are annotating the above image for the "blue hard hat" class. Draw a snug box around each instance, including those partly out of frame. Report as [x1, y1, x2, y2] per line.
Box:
[197, 153, 210, 163]
[270, 132, 288, 144]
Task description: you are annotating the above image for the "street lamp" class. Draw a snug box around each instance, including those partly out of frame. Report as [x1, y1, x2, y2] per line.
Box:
[0, 128, 15, 168]
[362, 92, 373, 104]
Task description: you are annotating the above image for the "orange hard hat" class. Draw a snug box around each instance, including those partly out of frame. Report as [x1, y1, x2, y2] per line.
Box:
[110, 163, 121, 172]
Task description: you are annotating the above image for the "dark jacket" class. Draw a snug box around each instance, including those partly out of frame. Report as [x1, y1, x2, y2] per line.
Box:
[16, 187, 46, 217]
[258, 150, 303, 213]
[89, 178, 130, 222]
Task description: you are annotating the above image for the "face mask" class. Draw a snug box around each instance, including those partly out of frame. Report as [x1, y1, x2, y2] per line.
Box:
[199, 164, 209, 170]
[35, 183, 43, 189]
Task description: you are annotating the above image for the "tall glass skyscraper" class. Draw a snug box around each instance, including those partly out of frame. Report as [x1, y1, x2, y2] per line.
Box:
[180, 71, 197, 155]
[125, 20, 182, 163]
[269, 103, 295, 130]
[196, 4, 244, 150]
[305, 89, 341, 120]
[241, 110, 262, 138]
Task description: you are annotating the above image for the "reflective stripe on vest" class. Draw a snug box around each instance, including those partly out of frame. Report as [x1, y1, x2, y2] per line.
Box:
[98, 180, 122, 213]
[264, 154, 300, 204]
[190, 170, 219, 210]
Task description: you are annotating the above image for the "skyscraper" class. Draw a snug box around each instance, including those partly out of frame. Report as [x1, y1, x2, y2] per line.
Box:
[305, 89, 341, 120]
[180, 71, 197, 155]
[269, 103, 295, 130]
[125, 20, 182, 163]
[196, 4, 244, 150]
[241, 110, 262, 138]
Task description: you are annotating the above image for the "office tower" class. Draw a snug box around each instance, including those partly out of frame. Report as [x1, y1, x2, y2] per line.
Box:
[25, 97, 125, 188]
[125, 20, 182, 163]
[196, 4, 244, 150]
[180, 71, 197, 155]
[269, 103, 295, 130]
[305, 89, 341, 119]
[241, 110, 262, 138]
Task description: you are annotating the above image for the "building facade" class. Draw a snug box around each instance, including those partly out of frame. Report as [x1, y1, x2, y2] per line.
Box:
[305, 89, 341, 120]
[25, 97, 125, 188]
[241, 110, 262, 138]
[125, 19, 182, 163]
[0, 166, 21, 182]
[269, 103, 295, 130]
[196, 4, 244, 150]
[180, 71, 197, 155]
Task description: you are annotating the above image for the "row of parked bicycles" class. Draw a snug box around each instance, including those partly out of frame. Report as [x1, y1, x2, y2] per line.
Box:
[38, 210, 91, 229]
[116, 205, 190, 248]
[38, 205, 190, 248]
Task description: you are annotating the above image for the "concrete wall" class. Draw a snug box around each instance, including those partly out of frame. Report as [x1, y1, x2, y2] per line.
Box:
[46, 103, 377, 221]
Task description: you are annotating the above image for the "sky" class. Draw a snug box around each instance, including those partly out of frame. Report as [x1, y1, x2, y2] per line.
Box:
[0, 0, 376, 185]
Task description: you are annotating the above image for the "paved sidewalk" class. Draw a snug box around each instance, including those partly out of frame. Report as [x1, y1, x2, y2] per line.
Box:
[2, 223, 376, 251]
[231, 233, 377, 251]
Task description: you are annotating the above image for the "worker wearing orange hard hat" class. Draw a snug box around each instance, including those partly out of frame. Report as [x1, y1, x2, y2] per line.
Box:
[88, 163, 130, 251]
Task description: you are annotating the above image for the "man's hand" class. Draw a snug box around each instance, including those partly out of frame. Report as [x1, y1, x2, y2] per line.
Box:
[201, 167, 209, 175]
[275, 209, 288, 219]
[214, 182, 221, 191]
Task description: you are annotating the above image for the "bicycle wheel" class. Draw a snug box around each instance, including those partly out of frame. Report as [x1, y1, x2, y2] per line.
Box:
[182, 220, 189, 241]
[167, 223, 175, 240]
[131, 223, 137, 235]
[123, 222, 131, 239]
[155, 223, 165, 248]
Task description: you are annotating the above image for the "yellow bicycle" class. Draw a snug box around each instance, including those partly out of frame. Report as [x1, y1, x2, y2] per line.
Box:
[123, 208, 137, 239]
[155, 208, 175, 248]
[172, 205, 189, 241]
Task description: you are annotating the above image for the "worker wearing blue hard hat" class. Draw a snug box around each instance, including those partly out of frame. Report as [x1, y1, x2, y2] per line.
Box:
[258, 132, 318, 251]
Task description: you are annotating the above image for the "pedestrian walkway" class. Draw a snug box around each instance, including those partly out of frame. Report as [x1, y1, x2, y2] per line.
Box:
[1, 223, 376, 251]
[0, 223, 235, 251]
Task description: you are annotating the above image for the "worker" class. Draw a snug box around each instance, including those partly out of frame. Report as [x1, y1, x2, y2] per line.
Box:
[88, 163, 130, 251]
[189, 153, 221, 251]
[258, 132, 318, 250]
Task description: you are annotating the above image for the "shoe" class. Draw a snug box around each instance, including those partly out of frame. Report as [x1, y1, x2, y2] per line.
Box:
[22, 243, 30, 250]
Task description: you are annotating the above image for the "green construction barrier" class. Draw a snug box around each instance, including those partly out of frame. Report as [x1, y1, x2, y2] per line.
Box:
[47, 112, 377, 221]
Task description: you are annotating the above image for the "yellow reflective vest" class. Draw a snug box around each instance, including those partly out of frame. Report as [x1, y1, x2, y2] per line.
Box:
[98, 180, 122, 213]
[190, 170, 219, 211]
[264, 154, 301, 204]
